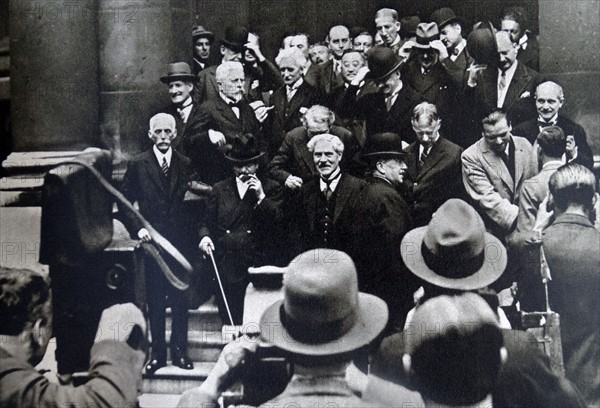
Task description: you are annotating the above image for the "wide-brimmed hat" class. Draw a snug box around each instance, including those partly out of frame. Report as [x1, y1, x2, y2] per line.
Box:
[225, 133, 264, 164]
[467, 22, 498, 66]
[192, 25, 214, 42]
[413, 22, 440, 49]
[400, 199, 506, 290]
[399, 16, 420, 38]
[259, 249, 388, 357]
[365, 46, 403, 81]
[362, 132, 405, 160]
[160, 62, 198, 84]
[221, 26, 249, 53]
[430, 7, 462, 30]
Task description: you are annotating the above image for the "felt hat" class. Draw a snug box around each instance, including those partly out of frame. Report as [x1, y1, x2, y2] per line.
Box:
[430, 8, 462, 30]
[160, 62, 198, 84]
[192, 25, 215, 42]
[400, 199, 506, 290]
[224, 133, 264, 164]
[259, 249, 388, 357]
[399, 16, 421, 38]
[362, 132, 405, 160]
[221, 26, 249, 53]
[365, 46, 403, 81]
[467, 22, 498, 66]
[412, 22, 440, 49]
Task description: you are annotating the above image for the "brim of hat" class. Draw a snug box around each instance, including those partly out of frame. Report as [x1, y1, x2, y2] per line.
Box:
[412, 43, 433, 49]
[438, 17, 462, 29]
[160, 74, 199, 84]
[365, 60, 403, 81]
[400, 227, 507, 290]
[362, 151, 405, 158]
[224, 152, 265, 163]
[193, 33, 215, 41]
[259, 293, 388, 357]
[221, 39, 244, 52]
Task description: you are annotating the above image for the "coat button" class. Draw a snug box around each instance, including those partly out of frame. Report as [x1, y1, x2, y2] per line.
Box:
[226, 230, 230, 234]
[246, 230, 252, 234]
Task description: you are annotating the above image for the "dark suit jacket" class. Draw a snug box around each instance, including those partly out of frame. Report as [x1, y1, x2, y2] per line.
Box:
[517, 33, 540, 71]
[351, 177, 416, 329]
[199, 177, 282, 283]
[337, 83, 423, 144]
[372, 327, 586, 408]
[269, 81, 322, 156]
[288, 173, 366, 254]
[318, 59, 344, 97]
[468, 61, 538, 126]
[195, 97, 262, 185]
[543, 213, 600, 406]
[441, 45, 473, 89]
[120, 149, 193, 248]
[267, 125, 359, 184]
[403, 137, 464, 227]
[194, 65, 219, 104]
[512, 115, 594, 170]
[245, 59, 285, 103]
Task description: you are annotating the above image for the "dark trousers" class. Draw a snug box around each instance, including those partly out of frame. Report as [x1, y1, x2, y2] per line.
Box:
[146, 262, 189, 359]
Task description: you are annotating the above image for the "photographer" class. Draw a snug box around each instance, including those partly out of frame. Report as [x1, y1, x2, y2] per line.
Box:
[178, 249, 419, 407]
[0, 267, 146, 407]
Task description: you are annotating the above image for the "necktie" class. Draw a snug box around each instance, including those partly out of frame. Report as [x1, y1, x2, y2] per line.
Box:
[385, 95, 395, 112]
[321, 174, 340, 201]
[286, 86, 296, 101]
[499, 71, 507, 92]
[176, 107, 186, 120]
[228, 100, 241, 109]
[419, 148, 429, 170]
[161, 157, 169, 177]
[538, 120, 555, 129]
[452, 47, 461, 56]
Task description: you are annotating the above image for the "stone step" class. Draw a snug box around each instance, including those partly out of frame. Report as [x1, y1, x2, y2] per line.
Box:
[165, 329, 228, 363]
[141, 361, 214, 395]
[138, 394, 182, 408]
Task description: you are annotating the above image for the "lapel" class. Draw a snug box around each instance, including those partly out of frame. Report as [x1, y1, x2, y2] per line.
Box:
[504, 63, 531, 110]
[180, 103, 200, 136]
[480, 140, 514, 192]
[410, 64, 443, 95]
[404, 142, 419, 181]
[166, 151, 183, 197]
[481, 68, 498, 109]
[273, 87, 287, 123]
[298, 130, 314, 172]
[143, 150, 168, 194]
[222, 178, 255, 229]
[512, 138, 528, 187]
[418, 139, 445, 179]
[214, 97, 242, 128]
[287, 82, 310, 118]
[333, 173, 352, 222]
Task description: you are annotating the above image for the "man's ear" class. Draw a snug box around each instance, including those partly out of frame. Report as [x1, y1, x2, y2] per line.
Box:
[376, 160, 386, 174]
[172, 129, 177, 140]
[32, 318, 49, 348]
[402, 353, 412, 375]
[148, 130, 154, 140]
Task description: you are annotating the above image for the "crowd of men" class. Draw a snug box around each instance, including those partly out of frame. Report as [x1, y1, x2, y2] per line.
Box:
[1, 4, 599, 408]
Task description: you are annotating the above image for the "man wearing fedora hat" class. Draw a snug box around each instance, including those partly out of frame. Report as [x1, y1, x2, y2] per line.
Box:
[365, 199, 586, 407]
[402, 102, 464, 227]
[198, 134, 282, 325]
[120, 113, 194, 374]
[192, 25, 215, 75]
[178, 249, 408, 407]
[337, 46, 423, 145]
[352, 132, 416, 331]
[159, 61, 208, 180]
[401, 22, 459, 142]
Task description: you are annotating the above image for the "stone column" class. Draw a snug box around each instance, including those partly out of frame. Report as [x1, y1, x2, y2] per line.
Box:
[98, 0, 193, 155]
[9, 0, 100, 151]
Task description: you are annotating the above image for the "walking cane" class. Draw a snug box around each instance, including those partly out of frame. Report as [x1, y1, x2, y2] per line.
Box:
[207, 248, 235, 326]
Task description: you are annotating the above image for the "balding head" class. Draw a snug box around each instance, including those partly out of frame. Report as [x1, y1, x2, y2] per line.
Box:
[535, 81, 564, 121]
[328, 25, 351, 59]
[495, 31, 518, 71]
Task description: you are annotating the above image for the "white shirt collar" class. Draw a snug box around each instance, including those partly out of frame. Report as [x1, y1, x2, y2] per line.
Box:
[319, 167, 341, 193]
[419, 136, 439, 156]
[449, 39, 467, 62]
[518, 32, 529, 49]
[236, 176, 249, 199]
[153, 146, 173, 167]
[177, 96, 193, 123]
[538, 113, 558, 125]
[287, 77, 304, 91]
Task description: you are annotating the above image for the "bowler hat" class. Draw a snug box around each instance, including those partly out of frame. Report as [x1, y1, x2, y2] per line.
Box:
[192, 25, 214, 42]
[413, 22, 440, 49]
[430, 8, 462, 30]
[221, 26, 249, 53]
[467, 22, 498, 66]
[399, 16, 420, 38]
[365, 46, 403, 81]
[160, 62, 198, 84]
[225, 133, 264, 164]
[259, 249, 388, 357]
[400, 199, 506, 290]
[362, 132, 405, 160]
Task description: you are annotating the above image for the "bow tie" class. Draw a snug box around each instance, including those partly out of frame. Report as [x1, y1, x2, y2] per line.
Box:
[228, 100, 242, 109]
[538, 120, 556, 128]
[452, 47, 461, 56]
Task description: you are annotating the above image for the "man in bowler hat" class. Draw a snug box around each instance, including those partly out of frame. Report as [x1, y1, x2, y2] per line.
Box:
[120, 113, 194, 374]
[198, 134, 282, 325]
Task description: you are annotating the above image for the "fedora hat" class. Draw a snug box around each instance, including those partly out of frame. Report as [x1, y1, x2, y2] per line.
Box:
[192, 25, 214, 42]
[221, 26, 249, 53]
[399, 16, 421, 38]
[467, 22, 498, 66]
[259, 249, 388, 357]
[413, 22, 440, 49]
[362, 132, 405, 160]
[400, 199, 506, 290]
[365, 46, 403, 81]
[160, 62, 198, 84]
[225, 133, 264, 164]
[430, 7, 462, 30]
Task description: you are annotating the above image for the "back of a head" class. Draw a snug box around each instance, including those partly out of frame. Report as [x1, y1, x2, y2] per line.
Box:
[405, 293, 503, 405]
[549, 164, 596, 212]
[0, 267, 51, 335]
[536, 126, 565, 159]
